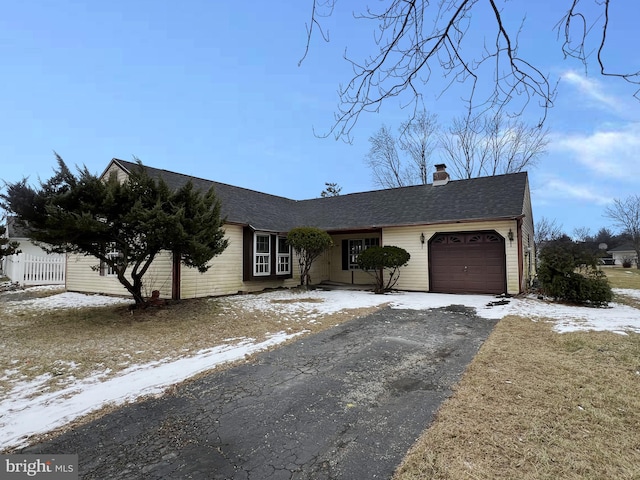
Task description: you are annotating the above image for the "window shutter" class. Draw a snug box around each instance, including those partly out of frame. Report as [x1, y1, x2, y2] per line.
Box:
[342, 240, 349, 270]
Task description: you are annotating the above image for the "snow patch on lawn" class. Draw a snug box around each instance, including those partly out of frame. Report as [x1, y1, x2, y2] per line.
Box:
[614, 288, 640, 301]
[3, 291, 130, 311]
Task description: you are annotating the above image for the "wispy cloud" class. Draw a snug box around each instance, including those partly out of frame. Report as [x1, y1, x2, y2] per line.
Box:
[561, 70, 626, 112]
[535, 176, 613, 206]
[550, 123, 640, 181]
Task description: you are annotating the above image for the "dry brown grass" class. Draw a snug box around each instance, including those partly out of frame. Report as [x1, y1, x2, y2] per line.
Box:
[604, 268, 640, 309]
[604, 267, 640, 290]
[394, 316, 640, 480]
[0, 289, 382, 400]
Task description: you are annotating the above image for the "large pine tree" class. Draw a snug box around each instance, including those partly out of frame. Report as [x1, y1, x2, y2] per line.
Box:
[1, 155, 228, 304]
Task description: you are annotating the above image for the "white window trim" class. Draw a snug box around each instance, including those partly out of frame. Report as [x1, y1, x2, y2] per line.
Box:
[254, 233, 271, 276]
[348, 239, 363, 270]
[276, 236, 291, 275]
[349, 237, 380, 270]
[101, 245, 122, 277]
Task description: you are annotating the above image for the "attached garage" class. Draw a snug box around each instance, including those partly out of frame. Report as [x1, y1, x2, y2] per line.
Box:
[429, 231, 506, 294]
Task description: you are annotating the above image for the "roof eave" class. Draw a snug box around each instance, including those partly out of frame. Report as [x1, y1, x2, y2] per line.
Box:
[323, 215, 525, 232]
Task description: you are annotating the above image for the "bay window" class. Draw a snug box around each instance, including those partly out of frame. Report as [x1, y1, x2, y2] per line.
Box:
[254, 233, 271, 276]
[245, 229, 293, 280]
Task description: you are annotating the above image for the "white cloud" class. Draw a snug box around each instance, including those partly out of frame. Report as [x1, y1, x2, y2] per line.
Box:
[550, 123, 640, 180]
[534, 176, 613, 206]
[561, 70, 626, 112]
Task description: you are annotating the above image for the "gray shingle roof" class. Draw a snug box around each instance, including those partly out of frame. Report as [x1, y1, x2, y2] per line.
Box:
[110, 159, 528, 232]
[608, 244, 637, 253]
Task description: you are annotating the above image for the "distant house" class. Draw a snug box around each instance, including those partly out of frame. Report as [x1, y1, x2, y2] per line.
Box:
[2, 217, 66, 286]
[607, 244, 638, 267]
[65, 160, 536, 299]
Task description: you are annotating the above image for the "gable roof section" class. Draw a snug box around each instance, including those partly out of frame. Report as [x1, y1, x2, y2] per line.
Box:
[6, 216, 30, 239]
[107, 159, 528, 232]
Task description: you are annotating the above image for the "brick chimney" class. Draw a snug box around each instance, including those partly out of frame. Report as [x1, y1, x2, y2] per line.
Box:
[433, 163, 450, 186]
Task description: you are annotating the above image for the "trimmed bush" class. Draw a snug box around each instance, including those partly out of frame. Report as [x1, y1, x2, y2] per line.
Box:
[287, 227, 333, 287]
[357, 245, 410, 293]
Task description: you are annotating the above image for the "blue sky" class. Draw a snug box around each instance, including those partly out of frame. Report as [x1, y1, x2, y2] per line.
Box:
[1, 1, 638, 239]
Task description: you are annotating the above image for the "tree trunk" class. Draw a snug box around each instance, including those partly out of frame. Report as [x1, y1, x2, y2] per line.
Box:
[172, 250, 181, 300]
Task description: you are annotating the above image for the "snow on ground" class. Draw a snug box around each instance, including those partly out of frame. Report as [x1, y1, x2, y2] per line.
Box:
[1, 287, 639, 451]
[3, 291, 130, 311]
[614, 288, 640, 301]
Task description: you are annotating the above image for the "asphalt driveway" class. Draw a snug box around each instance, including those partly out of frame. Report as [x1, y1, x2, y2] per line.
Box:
[22, 304, 498, 479]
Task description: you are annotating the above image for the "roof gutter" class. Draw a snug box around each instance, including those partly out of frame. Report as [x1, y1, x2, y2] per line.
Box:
[322, 214, 526, 233]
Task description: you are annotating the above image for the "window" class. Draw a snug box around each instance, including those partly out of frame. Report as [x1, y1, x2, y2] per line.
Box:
[276, 236, 291, 274]
[348, 239, 363, 270]
[254, 234, 271, 276]
[244, 230, 293, 281]
[100, 244, 123, 276]
[345, 237, 380, 270]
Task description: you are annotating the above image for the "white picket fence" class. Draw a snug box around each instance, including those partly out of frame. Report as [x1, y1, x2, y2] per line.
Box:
[4, 253, 66, 286]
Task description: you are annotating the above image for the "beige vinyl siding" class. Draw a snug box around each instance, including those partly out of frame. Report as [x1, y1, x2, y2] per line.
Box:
[306, 249, 330, 285]
[179, 225, 243, 298]
[180, 225, 303, 298]
[143, 252, 173, 297]
[383, 220, 521, 295]
[380, 226, 429, 291]
[102, 163, 129, 183]
[66, 254, 128, 297]
[520, 180, 536, 288]
[327, 234, 378, 286]
[67, 224, 307, 300]
[66, 251, 173, 298]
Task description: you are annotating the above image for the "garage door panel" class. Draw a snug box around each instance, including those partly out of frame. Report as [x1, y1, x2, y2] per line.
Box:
[484, 265, 505, 274]
[429, 232, 506, 294]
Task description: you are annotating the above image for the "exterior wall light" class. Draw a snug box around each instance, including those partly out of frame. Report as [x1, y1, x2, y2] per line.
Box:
[508, 228, 514, 244]
[420, 232, 425, 245]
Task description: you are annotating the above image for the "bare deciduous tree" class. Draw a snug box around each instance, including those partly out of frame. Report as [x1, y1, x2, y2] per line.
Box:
[365, 110, 439, 188]
[484, 114, 549, 176]
[440, 112, 548, 179]
[398, 111, 439, 185]
[301, 0, 638, 141]
[535, 216, 564, 252]
[439, 114, 486, 180]
[572, 226, 592, 242]
[604, 195, 640, 269]
[365, 125, 410, 188]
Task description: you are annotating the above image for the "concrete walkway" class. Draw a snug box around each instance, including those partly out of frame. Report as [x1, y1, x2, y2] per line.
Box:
[23, 305, 498, 479]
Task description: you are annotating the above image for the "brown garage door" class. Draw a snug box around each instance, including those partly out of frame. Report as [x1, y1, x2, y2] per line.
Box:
[429, 232, 506, 294]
